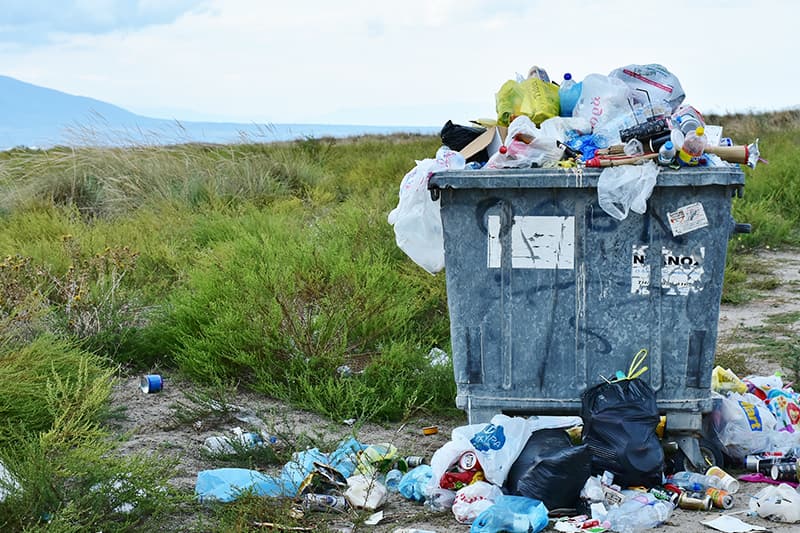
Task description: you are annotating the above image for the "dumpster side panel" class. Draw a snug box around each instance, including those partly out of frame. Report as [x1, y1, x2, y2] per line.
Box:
[437, 172, 739, 424]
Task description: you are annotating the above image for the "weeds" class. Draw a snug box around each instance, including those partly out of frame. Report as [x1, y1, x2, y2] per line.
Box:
[0, 120, 797, 530]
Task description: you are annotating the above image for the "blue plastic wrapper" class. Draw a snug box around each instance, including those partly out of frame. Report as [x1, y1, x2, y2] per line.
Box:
[470, 494, 549, 533]
[195, 468, 289, 502]
[196, 438, 367, 503]
[328, 437, 366, 478]
[398, 464, 433, 502]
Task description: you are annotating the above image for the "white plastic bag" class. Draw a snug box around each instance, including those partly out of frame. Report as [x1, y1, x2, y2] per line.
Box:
[486, 116, 564, 169]
[712, 392, 777, 460]
[539, 116, 592, 143]
[609, 64, 685, 112]
[749, 483, 800, 523]
[572, 74, 633, 145]
[456, 414, 535, 486]
[451, 481, 504, 524]
[387, 146, 465, 274]
[597, 161, 659, 220]
[428, 423, 486, 492]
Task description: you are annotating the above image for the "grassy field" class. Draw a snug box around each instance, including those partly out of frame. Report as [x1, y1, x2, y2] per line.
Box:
[0, 110, 798, 530]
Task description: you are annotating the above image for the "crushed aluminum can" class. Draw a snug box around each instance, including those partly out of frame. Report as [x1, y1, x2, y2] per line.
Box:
[405, 455, 427, 468]
[302, 493, 348, 513]
[678, 492, 712, 510]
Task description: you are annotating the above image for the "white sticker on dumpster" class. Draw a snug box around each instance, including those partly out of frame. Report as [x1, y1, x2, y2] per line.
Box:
[667, 202, 709, 236]
[661, 247, 705, 296]
[630, 246, 706, 295]
[631, 245, 651, 295]
[487, 215, 574, 269]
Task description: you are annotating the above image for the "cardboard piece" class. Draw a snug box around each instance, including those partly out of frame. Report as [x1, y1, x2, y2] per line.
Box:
[459, 125, 507, 161]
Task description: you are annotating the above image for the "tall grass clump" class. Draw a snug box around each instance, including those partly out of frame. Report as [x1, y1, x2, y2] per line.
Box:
[160, 196, 453, 421]
[707, 110, 800, 250]
[0, 335, 183, 531]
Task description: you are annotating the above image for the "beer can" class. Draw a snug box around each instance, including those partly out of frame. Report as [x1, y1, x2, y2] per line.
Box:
[771, 462, 800, 482]
[705, 466, 740, 494]
[458, 451, 479, 471]
[650, 486, 679, 505]
[745, 454, 796, 475]
[677, 492, 712, 511]
[705, 487, 734, 509]
[302, 493, 348, 513]
[405, 456, 427, 468]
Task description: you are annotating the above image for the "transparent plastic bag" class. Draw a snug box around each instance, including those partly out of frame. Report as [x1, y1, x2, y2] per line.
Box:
[609, 63, 685, 112]
[486, 116, 563, 169]
[387, 146, 465, 274]
[749, 483, 800, 522]
[572, 74, 632, 145]
[597, 161, 659, 220]
[711, 392, 777, 460]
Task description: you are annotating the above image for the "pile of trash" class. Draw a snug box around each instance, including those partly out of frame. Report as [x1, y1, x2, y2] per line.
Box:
[190, 366, 800, 532]
[388, 63, 763, 275]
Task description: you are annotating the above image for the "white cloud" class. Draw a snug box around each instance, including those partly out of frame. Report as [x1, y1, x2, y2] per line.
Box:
[0, 0, 796, 126]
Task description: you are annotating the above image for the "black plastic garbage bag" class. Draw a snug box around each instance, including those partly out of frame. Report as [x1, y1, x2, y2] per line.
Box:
[580, 378, 664, 488]
[440, 120, 488, 163]
[503, 428, 591, 511]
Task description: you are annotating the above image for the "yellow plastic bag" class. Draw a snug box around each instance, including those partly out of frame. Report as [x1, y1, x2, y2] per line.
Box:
[711, 365, 747, 394]
[495, 78, 560, 127]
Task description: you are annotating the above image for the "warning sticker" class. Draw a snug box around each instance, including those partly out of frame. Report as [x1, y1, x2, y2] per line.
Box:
[487, 215, 574, 269]
[630, 245, 706, 296]
[667, 202, 709, 236]
[631, 245, 650, 295]
[661, 247, 705, 296]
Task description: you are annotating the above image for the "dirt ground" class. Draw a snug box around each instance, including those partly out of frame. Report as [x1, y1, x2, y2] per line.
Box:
[108, 249, 800, 532]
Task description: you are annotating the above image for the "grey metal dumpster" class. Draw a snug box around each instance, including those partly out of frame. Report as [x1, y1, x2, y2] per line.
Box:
[428, 166, 746, 453]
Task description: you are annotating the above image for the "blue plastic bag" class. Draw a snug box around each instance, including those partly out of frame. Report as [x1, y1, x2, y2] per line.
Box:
[470, 494, 549, 533]
[398, 464, 433, 502]
[195, 468, 288, 502]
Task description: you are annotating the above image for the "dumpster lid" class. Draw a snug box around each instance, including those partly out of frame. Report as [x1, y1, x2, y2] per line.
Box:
[428, 166, 746, 191]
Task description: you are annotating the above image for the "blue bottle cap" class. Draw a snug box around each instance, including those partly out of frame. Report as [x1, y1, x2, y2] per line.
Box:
[563, 73, 572, 81]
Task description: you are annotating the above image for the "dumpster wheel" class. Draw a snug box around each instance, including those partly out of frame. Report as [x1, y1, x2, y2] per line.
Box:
[666, 437, 725, 474]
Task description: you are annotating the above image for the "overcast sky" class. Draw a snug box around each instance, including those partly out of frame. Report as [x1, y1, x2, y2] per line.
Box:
[1, 0, 796, 126]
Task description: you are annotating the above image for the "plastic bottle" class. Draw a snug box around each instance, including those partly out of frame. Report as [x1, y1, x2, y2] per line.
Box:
[657, 141, 676, 166]
[677, 126, 707, 166]
[605, 494, 674, 533]
[558, 73, 581, 117]
[667, 471, 725, 491]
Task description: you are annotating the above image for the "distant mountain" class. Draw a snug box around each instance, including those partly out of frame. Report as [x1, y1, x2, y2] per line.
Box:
[0, 76, 437, 149]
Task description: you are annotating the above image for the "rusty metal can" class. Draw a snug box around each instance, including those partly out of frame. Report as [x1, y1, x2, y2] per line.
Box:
[302, 493, 348, 513]
[705, 487, 734, 509]
[771, 462, 800, 482]
[404, 455, 427, 468]
[678, 492, 712, 511]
